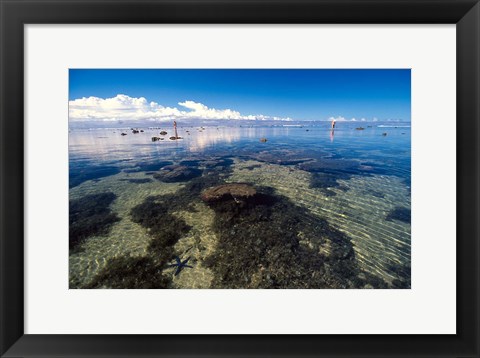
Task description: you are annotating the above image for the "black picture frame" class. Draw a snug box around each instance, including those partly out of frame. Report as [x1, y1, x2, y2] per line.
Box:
[1, 0, 479, 357]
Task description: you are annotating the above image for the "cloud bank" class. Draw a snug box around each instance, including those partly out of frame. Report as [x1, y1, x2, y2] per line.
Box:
[328, 116, 371, 122]
[69, 94, 292, 122]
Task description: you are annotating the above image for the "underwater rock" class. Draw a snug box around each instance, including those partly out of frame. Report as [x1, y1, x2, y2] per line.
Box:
[200, 183, 257, 203]
[130, 197, 191, 261]
[298, 158, 360, 172]
[244, 164, 263, 171]
[84, 256, 171, 289]
[69, 164, 121, 188]
[153, 165, 202, 183]
[69, 192, 120, 250]
[199, 157, 234, 169]
[249, 150, 313, 166]
[120, 178, 152, 184]
[386, 207, 411, 223]
[159, 131, 168, 135]
[202, 159, 222, 167]
[123, 161, 173, 173]
[180, 157, 233, 170]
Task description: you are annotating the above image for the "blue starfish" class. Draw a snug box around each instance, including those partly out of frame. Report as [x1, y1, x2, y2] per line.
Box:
[167, 256, 193, 276]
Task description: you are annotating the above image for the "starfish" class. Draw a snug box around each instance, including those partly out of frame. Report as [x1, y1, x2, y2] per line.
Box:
[167, 256, 193, 276]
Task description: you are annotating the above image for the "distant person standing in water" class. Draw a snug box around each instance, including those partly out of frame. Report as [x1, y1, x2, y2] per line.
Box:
[173, 120, 178, 138]
[331, 119, 336, 129]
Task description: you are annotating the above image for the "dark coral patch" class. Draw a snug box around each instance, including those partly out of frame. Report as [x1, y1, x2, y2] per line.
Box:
[298, 158, 361, 172]
[299, 158, 392, 195]
[153, 165, 202, 183]
[123, 161, 173, 173]
[386, 207, 411, 223]
[248, 150, 314, 166]
[202, 186, 386, 289]
[69, 192, 120, 250]
[120, 178, 153, 184]
[84, 256, 170, 289]
[130, 197, 191, 255]
[69, 165, 121, 188]
[200, 183, 257, 203]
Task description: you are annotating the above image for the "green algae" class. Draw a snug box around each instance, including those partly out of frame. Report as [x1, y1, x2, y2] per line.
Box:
[130, 197, 192, 258]
[69, 192, 120, 250]
[202, 186, 387, 289]
[85, 256, 171, 289]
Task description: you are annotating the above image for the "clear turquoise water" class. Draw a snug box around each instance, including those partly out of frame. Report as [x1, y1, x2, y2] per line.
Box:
[69, 121, 411, 289]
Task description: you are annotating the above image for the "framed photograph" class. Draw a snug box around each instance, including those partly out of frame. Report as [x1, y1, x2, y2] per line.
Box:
[1, 0, 478, 357]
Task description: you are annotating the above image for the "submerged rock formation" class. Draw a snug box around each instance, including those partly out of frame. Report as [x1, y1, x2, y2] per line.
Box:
[200, 183, 257, 203]
[153, 165, 202, 183]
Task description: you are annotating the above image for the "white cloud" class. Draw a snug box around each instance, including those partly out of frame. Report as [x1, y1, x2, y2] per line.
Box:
[328, 116, 347, 122]
[329, 116, 378, 122]
[69, 94, 292, 122]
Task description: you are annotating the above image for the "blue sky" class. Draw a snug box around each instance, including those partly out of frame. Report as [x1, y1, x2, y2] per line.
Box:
[69, 69, 410, 122]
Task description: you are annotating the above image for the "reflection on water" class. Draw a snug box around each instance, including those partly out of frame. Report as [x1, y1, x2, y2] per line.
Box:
[69, 121, 411, 289]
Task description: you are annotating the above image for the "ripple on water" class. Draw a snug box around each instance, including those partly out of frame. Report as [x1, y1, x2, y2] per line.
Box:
[69, 158, 410, 289]
[69, 171, 183, 288]
[228, 159, 411, 287]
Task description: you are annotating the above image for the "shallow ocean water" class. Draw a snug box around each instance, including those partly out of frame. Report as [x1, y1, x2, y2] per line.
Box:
[69, 121, 411, 289]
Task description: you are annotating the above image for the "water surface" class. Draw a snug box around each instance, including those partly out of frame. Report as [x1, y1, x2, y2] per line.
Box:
[69, 121, 411, 289]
